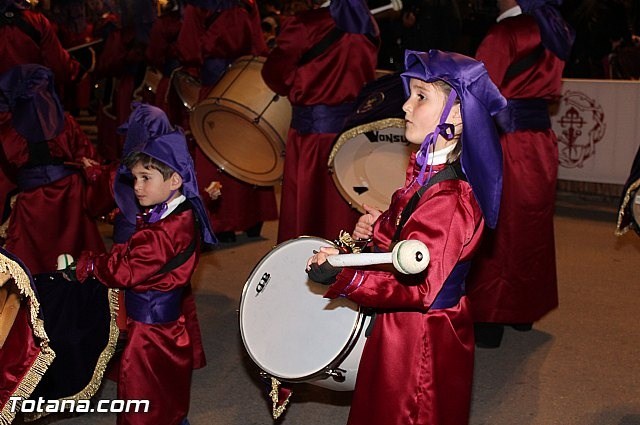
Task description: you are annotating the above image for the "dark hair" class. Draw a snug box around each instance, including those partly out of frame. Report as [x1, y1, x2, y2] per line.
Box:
[123, 152, 176, 180]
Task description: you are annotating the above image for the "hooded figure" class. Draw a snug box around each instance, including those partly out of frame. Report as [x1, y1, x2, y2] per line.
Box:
[0, 64, 105, 274]
[467, 0, 575, 348]
[306, 49, 505, 425]
[114, 102, 216, 246]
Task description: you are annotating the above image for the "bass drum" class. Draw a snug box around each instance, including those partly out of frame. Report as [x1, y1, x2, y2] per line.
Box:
[239, 237, 371, 391]
[190, 56, 292, 186]
[329, 73, 417, 214]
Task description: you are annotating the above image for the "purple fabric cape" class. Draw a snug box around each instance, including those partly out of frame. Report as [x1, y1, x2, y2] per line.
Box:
[400, 50, 507, 229]
[517, 0, 575, 61]
[329, 0, 377, 36]
[0, 64, 65, 143]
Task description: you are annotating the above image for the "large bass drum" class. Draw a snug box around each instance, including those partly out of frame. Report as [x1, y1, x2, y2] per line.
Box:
[328, 73, 417, 214]
[239, 237, 371, 391]
[190, 56, 292, 186]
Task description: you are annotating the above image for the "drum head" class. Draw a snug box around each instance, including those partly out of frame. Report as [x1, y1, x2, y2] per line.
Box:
[190, 100, 284, 186]
[239, 237, 363, 382]
[329, 119, 416, 213]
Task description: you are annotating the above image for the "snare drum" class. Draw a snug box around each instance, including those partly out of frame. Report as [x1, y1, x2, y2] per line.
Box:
[239, 237, 371, 391]
[172, 69, 202, 110]
[329, 73, 417, 214]
[190, 56, 292, 186]
[133, 66, 163, 102]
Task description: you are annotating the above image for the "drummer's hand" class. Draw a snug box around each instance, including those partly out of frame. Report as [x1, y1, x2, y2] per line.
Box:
[353, 204, 382, 240]
[306, 247, 341, 285]
[80, 157, 100, 168]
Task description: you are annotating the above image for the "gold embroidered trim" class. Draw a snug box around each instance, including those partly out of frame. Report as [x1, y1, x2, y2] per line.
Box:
[327, 118, 406, 166]
[25, 288, 120, 422]
[615, 178, 640, 236]
[1, 349, 56, 425]
[270, 377, 292, 420]
[0, 251, 55, 425]
[0, 195, 16, 240]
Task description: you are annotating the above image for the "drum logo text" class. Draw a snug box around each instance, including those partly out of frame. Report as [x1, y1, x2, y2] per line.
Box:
[255, 272, 271, 296]
[365, 131, 407, 144]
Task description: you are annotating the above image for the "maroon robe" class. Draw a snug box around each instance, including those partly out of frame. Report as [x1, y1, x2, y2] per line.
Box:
[324, 155, 482, 425]
[0, 112, 106, 275]
[76, 202, 205, 425]
[0, 9, 80, 85]
[467, 13, 562, 324]
[176, 3, 278, 235]
[261, 7, 378, 243]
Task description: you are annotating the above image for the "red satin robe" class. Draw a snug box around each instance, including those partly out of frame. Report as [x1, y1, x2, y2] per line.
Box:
[144, 12, 182, 117]
[0, 9, 80, 85]
[0, 112, 106, 274]
[261, 7, 378, 243]
[177, 3, 278, 235]
[325, 155, 483, 425]
[76, 203, 205, 425]
[467, 14, 563, 323]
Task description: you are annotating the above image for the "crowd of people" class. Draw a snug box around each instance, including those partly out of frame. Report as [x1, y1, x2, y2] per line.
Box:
[0, 0, 639, 424]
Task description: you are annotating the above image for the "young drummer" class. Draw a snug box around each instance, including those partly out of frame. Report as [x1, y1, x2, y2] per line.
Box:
[306, 50, 506, 425]
[70, 104, 216, 425]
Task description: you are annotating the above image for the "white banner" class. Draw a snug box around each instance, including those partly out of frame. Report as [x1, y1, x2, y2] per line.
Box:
[550, 79, 640, 184]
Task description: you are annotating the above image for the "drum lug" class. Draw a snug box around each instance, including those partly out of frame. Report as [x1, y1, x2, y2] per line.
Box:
[325, 367, 347, 383]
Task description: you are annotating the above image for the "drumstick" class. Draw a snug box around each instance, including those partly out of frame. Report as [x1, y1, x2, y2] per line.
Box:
[370, 0, 403, 15]
[326, 239, 429, 274]
[0, 291, 21, 349]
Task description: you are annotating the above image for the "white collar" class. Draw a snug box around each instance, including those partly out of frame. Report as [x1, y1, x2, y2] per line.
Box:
[161, 194, 186, 219]
[427, 143, 456, 166]
[497, 5, 522, 22]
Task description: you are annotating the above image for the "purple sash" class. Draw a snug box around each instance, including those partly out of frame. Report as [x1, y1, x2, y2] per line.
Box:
[16, 164, 77, 191]
[125, 287, 184, 324]
[431, 261, 470, 310]
[291, 103, 355, 134]
[494, 98, 551, 134]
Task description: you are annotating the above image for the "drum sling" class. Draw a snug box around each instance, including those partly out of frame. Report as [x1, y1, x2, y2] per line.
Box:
[365, 162, 468, 334]
[126, 201, 200, 324]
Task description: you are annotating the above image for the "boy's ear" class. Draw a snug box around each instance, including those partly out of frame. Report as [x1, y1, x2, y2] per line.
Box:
[451, 103, 463, 125]
[169, 172, 183, 190]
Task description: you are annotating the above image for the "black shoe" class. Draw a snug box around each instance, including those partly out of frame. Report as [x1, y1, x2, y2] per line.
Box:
[216, 231, 237, 243]
[245, 222, 263, 238]
[511, 323, 533, 332]
[474, 323, 504, 348]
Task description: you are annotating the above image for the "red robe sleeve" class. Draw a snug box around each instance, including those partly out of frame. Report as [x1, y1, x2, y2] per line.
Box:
[325, 181, 483, 311]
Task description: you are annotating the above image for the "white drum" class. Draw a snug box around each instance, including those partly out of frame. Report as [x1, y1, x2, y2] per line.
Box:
[328, 73, 417, 214]
[239, 237, 371, 391]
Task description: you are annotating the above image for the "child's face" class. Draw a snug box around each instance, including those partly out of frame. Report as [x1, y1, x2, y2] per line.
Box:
[402, 78, 460, 150]
[131, 162, 181, 207]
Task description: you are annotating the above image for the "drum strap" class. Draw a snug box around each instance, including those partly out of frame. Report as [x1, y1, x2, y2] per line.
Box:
[364, 162, 466, 336]
[494, 98, 551, 134]
[503, 44, 545, 83]
[392, 161, 466, 242]
[299, 27, 345, 66]
[298, 27, 378, 66]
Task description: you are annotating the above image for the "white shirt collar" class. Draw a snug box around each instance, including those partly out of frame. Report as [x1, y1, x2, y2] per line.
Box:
[497, 5, 522, 23]
[161, 194, 186, 219]
[427, 143, 457, 166]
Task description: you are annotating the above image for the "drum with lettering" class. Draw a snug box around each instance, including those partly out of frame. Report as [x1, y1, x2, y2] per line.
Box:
[328, 73, 416, 214]
[239, 237, 371, 391]
[190, 56, 292, 186]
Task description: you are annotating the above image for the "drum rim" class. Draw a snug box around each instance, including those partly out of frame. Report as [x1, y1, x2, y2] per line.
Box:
[190, 101, 285, 186]
[239, 236, 367, 384]
[616, 178, 640, 235]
